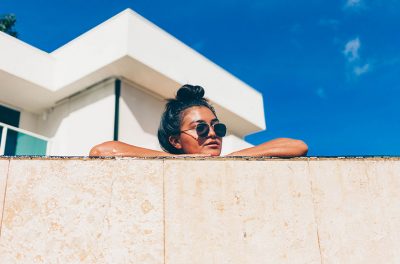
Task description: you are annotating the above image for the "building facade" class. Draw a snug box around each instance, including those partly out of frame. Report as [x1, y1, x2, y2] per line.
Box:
[0, 9, 266, 156]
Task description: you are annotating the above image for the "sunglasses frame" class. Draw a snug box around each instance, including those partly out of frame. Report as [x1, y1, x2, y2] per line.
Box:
[181, 123, 227, 138]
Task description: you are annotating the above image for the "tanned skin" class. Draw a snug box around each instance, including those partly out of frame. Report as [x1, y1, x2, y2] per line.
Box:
[90, 106, 308, 158]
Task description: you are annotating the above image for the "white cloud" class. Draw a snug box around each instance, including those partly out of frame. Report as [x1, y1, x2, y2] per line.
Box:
[347, 0, 361, 6]
[342, 37, 372, 78]
[343, 38, 360, 62]
[345, 0, 362, 8]
[354, 63, 370, 76]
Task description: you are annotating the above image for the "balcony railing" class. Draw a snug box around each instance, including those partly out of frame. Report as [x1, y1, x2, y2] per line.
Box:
[0, 121, 50, 156]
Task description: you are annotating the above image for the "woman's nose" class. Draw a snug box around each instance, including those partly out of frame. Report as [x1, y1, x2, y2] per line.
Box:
[208, 125, 217, 138]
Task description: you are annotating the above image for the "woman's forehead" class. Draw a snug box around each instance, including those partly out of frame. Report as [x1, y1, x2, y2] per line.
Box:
[181, 106, 217, 124]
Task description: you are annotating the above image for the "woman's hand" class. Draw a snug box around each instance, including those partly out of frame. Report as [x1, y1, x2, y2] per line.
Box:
[225, 138, 308, 157]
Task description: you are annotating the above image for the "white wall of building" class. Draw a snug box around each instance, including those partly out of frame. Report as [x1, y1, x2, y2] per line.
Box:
[14, 78, 253, 156]
[119, 81, 164, 151]
[221, 135, 253, 155]
[19, 111, 39, 133]
[34, 79, 116, 156]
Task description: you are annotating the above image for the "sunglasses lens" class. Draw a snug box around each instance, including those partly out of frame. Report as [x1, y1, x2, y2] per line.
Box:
[196, 123, 209, 137]
[214, 123, 227, 137]
[194, 123, 227, 138]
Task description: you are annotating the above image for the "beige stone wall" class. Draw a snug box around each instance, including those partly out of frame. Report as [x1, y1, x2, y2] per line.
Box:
[0, 157, 399, 263]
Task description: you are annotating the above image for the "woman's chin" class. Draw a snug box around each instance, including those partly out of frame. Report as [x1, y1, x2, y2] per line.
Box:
[202, 147, 221, 156]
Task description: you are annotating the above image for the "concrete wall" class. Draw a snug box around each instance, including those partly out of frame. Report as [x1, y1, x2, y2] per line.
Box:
[1, 157, 399, 263]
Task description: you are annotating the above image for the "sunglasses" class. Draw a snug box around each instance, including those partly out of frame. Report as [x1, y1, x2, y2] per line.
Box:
[181, 123, 227, 138]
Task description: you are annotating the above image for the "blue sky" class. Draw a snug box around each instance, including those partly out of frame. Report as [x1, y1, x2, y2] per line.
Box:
[2, 0, 400, 156]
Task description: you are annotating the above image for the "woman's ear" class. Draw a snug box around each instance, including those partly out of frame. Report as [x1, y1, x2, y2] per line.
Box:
[169, 136, 182, 150]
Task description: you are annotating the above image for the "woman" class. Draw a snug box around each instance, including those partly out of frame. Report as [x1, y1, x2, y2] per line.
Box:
[90, 84, 308, 157]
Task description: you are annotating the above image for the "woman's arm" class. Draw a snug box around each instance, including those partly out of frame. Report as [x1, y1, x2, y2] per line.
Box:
[89, 141, 173, 157]
[226, 138, 308, 157]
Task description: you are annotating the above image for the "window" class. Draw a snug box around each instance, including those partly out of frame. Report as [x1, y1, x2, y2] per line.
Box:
[0, 104, 20, 155]
[0, 105, 48, 156]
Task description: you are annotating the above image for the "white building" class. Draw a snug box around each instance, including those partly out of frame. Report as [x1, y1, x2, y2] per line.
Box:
[0, 9, 266, 156]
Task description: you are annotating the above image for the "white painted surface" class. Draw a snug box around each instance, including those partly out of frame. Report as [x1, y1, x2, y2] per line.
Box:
[221, 135, 254, 155]
[36, 80, 115, 156]
[119, 82, 164, 151]
[0, 31, 54, 89]
[19, 111, 39, 133]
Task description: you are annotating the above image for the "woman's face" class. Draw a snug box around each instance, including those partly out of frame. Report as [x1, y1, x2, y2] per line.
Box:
[171, 106, 223, 156]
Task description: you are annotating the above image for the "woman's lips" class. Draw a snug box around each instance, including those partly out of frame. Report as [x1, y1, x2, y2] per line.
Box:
[204, 141, 220, 148]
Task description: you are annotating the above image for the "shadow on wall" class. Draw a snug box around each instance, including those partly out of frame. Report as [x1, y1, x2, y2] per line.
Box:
[36, 78, 116, 138]
[32, 76, 169, 154]
[118, 81, 167, 150]
[120, 81, 165, 137]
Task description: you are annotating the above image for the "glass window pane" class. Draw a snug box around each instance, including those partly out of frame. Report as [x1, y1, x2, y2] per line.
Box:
[0, 125, 3, 153]
[4, 130, 18, 155]
[5, 131, 47, 156]
[0, 104, 20, 127]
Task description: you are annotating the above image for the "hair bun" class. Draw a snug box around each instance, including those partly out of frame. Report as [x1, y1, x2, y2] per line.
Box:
[176, 84, 205, 101]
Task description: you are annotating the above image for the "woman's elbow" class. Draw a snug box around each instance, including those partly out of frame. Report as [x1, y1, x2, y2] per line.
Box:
[272, 138, 308, 157]
[294, 139, 308, 156]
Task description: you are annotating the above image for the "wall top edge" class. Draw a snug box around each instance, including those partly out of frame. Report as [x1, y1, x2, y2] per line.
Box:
[1, 156, 400, 161]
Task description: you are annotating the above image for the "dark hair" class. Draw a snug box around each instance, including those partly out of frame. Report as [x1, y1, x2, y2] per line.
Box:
[158, 84, 216, 154]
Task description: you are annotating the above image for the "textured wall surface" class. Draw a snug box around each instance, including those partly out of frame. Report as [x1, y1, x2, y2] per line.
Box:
[0, 159, 9, 233]
[0, 157, 399, 264]
[0, 159, 164, 263]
